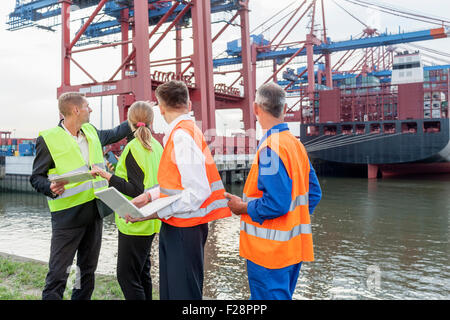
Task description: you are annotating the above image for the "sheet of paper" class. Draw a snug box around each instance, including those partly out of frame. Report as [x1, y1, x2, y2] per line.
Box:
[95, 187, 144, 218]
[95, 187, 181, 219]
[139, 193, 181, 216]
[49, 172, 94, 184]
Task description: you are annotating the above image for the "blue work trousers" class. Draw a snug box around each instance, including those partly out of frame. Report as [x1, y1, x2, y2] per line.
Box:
[246, 260, 302, 300]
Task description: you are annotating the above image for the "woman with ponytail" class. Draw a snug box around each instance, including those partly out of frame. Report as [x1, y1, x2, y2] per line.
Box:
[91, 101, 163, 300]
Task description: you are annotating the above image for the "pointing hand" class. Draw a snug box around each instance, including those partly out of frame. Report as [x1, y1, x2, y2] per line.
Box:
[224, 192, 247, 215]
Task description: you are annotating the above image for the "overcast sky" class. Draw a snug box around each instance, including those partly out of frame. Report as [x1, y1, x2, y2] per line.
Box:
[0, 0, 449, 138]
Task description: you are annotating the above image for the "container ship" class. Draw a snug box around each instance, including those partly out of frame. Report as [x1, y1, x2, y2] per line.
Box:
[0, 131, 35, 177]
[281, 52, 449, 178]
[0, 131, 37, 192]
[0, 131, 36, 157]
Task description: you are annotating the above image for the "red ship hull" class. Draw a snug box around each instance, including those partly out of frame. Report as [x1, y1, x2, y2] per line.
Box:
[380, 162, 450, 178]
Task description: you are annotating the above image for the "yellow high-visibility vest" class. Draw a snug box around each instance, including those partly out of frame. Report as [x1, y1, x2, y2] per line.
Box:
[114, 137, 163, 236]
[40, 123, 108, 212]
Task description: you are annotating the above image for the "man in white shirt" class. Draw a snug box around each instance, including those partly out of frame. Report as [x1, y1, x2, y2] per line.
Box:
[158, 112, 212, 217]
[60, 122, 90, 167]
[130, 107, 212, 221]
[129, 80, 230, 299]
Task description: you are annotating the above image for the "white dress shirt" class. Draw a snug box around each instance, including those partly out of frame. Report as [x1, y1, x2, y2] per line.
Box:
[149, 113, 212, 220]
[61, 122, 90, 166]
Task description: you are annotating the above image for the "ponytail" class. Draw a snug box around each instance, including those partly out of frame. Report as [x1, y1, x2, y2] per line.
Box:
[127, 101, 155, 152]
[134, 125, 153, 152]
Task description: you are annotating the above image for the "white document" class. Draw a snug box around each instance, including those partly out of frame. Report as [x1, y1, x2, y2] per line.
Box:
[95, 187, 181, 219]
[49, 171, 94, 184]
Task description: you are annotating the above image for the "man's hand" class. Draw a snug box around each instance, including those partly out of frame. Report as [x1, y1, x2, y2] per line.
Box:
[131, 192, 151, 209]
[50, 181, 68, 196]
[124, 213, 158, 224]
[105, 160, 116, 173]
[224, 192, 247, 215]
[124, 214, 145, 224]
[90, 165, 112, 181]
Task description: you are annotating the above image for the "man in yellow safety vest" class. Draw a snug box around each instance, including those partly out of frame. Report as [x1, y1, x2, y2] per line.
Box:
[30, 92, 131, 300]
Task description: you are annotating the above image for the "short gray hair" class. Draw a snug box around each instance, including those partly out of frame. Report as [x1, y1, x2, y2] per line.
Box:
[255, 82, 286, 118]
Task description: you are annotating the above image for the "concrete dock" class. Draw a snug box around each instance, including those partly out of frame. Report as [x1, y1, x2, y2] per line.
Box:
[0, 154, 255, 193]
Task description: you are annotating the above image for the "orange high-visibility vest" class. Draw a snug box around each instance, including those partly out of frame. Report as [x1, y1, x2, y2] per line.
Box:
[157, 119, 231, 227]
[240, 130, 314, 269]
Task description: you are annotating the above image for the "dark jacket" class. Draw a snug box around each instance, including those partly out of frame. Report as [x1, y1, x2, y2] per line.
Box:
[30, 120, 132, 229]
[108, 143, 146, 199]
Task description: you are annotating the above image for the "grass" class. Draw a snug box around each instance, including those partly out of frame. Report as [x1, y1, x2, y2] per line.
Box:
[0, 255, 47, 300]
[0, 254, 158, 300]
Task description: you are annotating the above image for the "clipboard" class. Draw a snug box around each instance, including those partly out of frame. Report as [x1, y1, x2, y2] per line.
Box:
[95, 187, 181, 219]
[49, 171, 94, 184]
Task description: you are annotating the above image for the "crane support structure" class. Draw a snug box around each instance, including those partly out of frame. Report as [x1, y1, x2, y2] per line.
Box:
[7, 0, 450, 141]
[213, 27, 450, 67]
[8, 1, 258, 133]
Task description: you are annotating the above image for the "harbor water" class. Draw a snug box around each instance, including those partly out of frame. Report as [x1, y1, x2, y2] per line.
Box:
[0, 175, 449, 300]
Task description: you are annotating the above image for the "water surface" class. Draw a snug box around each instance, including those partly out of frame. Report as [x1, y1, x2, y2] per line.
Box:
[0, 174, 448, 299]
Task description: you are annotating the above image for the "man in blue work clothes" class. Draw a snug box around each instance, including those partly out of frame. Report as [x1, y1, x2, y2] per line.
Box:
[225, 82, 322, 300]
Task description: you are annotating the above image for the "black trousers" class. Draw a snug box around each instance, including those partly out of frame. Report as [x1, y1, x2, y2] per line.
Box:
[117, 231, 155, 300]
[42, 217, 103, 300]
[158, 222, 208, 300]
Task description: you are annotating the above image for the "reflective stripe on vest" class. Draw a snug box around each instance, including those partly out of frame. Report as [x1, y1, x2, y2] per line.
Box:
[162, 198, 229, 219]
[241, 193, 311, 241]
[160, 180, 225, 196]
[46, 162, 107, 201]
[159, 180, 228, 219]
[241, 220, 312, 242]
[47, 178, 108, 201]
[93, 179, 108, 189]
[47, 165, 89, 180]
[47, 163, 106, 181]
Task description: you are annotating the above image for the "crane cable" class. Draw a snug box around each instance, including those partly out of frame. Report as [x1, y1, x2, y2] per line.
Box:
[332, 0, 369, 29]
[352, 0, 450, 25]
[250, 0, 298, 34]
[405, 43, 450, 59]
[340, 0, 449, 26]
[306, 132, 404, 152]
